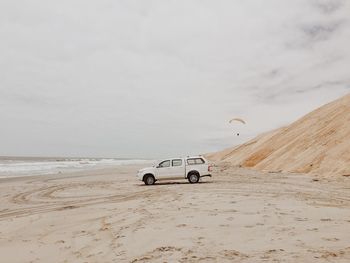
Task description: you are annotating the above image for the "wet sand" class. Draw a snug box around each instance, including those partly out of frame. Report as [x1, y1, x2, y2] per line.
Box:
[1, 164, 350, 262]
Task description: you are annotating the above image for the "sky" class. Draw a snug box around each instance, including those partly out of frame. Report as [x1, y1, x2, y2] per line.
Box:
[0, 0, 349, 158]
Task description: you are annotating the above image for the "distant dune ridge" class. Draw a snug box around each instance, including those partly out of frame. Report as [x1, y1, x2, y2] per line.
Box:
[208, 94, 350, 176]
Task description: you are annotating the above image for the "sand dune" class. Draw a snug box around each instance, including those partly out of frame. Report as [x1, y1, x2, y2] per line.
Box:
[208, 94, 350, 176]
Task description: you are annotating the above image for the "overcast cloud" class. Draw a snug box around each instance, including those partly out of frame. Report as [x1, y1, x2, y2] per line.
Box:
[0, 0, 349, 158]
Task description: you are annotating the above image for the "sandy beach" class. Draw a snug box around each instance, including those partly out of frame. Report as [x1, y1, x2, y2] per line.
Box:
[1, 163, 349, 262]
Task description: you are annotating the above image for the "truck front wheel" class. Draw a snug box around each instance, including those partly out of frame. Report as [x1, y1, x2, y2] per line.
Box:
[144, 174, 155, 185]
[188, 172, 200, 184]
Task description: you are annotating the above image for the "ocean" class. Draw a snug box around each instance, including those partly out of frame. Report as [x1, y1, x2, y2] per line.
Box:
[0, 157, 152, 178]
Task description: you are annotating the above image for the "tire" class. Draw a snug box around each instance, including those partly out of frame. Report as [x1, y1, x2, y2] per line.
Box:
[144, 174, 155, 185]
[188, 172, 200, 184]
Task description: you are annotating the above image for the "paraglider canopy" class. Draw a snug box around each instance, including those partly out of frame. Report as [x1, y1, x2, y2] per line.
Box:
[229, 118, 246, 125]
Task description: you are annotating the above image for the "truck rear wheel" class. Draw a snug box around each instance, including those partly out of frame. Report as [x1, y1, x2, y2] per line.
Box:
[188, 172, 200, 184]
[144, 174, 155, 185]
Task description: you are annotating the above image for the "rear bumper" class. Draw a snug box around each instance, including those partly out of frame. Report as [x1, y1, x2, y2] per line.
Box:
[200, 174, 212, 178]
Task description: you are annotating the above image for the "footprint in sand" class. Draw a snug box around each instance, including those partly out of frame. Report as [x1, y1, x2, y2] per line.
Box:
[307, 228, 319, 231]
[266, 249, 285, 254]
[322, 237, 340, 242]
[279, 212, 288, 215]
[314, 251, 339, 259]
[221, 250, 248, 259]
[295, 217, 308, 221]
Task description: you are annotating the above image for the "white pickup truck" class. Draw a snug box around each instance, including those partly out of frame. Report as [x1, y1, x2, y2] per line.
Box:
[137, 156, 212, 185]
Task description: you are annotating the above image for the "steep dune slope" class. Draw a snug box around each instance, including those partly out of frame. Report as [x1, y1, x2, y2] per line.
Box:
[209, 94, 350, 176]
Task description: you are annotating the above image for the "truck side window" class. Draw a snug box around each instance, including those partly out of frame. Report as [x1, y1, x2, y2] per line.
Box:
[158, 160, 170, 168]
[172, 159, 182, 167]
[187, 158, 205, 165]
[187, 159, 196, 165]
[195, 158, 205, 164]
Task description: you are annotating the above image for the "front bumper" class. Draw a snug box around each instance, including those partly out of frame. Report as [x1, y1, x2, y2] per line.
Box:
[136, 172, 143, 181]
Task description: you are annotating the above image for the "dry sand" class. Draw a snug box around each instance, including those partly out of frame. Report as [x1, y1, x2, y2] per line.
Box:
[207, 93, 350, 176]
[1, 164, 350, 262]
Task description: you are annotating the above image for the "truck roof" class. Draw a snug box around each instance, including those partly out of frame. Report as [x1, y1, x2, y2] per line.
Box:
[186, 156, 205, 159]
[156, 156, 205, 162]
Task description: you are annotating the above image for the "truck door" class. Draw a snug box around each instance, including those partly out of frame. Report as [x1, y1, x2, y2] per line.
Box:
[170, 159, 185, 179]
[156, 160, 172, 179]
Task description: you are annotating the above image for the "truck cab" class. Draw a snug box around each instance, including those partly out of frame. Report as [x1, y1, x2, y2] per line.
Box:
[137, 156, 212, 185]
